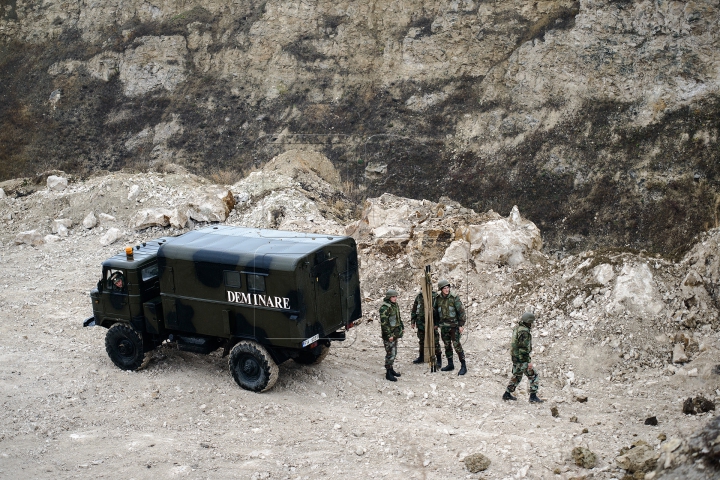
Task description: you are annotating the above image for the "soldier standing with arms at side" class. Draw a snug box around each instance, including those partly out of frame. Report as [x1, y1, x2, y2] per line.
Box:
[410, 290, 441, 369]
[503, 311, 544, 403]
[380, 289, 404, 382]
[434, 280, 468, 375]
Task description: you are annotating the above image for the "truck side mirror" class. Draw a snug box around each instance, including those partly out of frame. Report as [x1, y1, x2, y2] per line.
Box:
[97, 280, 103, 292]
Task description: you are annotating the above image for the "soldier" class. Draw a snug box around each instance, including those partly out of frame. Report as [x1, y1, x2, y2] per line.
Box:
[503, 311, 544, 403]
[410, 290, 441, 369]
[380, 289, 404, 382]
[433, 279, 467, 375]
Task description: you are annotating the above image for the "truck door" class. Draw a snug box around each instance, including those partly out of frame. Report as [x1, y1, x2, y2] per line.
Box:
[102, 268, 131, 320]
[312, 255, 341, 333]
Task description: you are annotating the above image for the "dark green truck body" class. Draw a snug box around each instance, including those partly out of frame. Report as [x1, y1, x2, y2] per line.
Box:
[88, 226, 362, 389]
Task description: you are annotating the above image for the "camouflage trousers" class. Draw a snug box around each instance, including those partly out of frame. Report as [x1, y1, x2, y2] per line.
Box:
[383, 339, 398, 368]
[440, 326, 465, 362]
[417, 326, 441, 354]
[506, 362, 540, 394]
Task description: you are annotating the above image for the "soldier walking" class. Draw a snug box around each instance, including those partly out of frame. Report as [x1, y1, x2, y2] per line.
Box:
[433, 280, 467, 375]
[380, 289, 404, 382]
[410, 290, 441, 369]
[503, 311, 544, 403]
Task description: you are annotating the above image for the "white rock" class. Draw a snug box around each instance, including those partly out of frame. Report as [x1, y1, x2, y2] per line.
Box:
[0, 188, 5, 198]
[47, 175, 68, 191]
[605, 263, 664, 316]
[463, 206, 541, 267]
[52, 218, 72, 233]
[130, 208, 172, 230]
[83, 212, 98, 229]
[56, 224, 68, 237]
[441, 240, 471, 271]
[592, 264, 615, 285]
[44, 234, 61, 243]
[99, 213, 116, 222]
[169, 207, 190, 229]
[187, 186, 236, 223]
[15, 230, 44, 246]
[687, 368, 698, 377]
[128, 185, 140, 201]
[672, 343, 689, 364]
[100, 227, 122, 246]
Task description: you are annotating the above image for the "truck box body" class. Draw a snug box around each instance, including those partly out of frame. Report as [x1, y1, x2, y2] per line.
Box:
[158, 226, 361, 350]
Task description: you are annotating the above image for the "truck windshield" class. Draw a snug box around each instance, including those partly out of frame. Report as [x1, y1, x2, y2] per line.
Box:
[141, 263, 158, 282]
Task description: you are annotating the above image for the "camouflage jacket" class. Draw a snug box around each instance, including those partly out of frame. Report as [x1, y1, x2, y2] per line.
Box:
[411, 291, 437, 329]
[380, 296, 403, 341]
[433, 291, 466, 327]
[511, 323, 532, 363]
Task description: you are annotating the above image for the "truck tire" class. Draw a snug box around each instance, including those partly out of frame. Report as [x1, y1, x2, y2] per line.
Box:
[228, 341, 279, 393]
[293, 343, 330, 365]
[105, 323, 151, 371]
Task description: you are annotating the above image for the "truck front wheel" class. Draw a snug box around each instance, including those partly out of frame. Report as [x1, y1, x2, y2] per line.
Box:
[105, 323, 150, 371]
[228, 341, 279, 393]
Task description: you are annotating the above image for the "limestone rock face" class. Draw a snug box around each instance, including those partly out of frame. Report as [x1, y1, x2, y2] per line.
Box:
[4, 0, 720, 255]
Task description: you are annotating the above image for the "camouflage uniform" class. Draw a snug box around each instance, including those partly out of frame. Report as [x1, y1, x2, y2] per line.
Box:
[379, 293, 403, 369]
[411, 291, 440, 354]
[434, 290, 466, 362]
[506, 312, 539, 394]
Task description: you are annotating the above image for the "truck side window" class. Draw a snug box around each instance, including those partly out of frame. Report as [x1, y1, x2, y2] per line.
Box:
[224, 270, 241, 288]
[247, 274, 265, 293]
[108, 269, 126, 293]
[141, 263, 158, 282]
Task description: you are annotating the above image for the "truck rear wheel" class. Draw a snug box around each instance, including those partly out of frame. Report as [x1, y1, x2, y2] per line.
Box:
[293, 343, 330, 365]
[105, 323, 150, 371]
[228, 341, 279, 392]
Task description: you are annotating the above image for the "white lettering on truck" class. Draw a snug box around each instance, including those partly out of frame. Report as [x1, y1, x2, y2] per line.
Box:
[227, 291, 291, 310]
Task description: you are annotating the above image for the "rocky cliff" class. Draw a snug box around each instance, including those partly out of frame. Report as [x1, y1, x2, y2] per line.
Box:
[1, 0, 719, 254]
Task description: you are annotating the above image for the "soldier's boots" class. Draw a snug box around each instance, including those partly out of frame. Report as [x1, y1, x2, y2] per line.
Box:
[412, 352, 424, 364]
[458, 361, 467, 376]
[441, 358, 455, 372]
[390, 368, 401, 377]
[385, 369, 397, 382]
[529, 393, 544, 403]
[502, 391, 517, 401]
[434, 354, 442, 371]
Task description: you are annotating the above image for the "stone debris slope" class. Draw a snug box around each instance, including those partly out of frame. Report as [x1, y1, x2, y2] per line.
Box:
[0, 153, 718, 479]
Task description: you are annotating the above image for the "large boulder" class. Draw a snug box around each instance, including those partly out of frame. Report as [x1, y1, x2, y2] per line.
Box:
[130, 208, 172, 230]
[460, 206, 542, 267]
[605, 263, 664, 316]
[187, 186, 235, 223]
[83, 212, 98, 229]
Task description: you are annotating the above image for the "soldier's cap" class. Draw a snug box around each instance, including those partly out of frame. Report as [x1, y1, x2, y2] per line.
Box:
[520, 312, 536, 324]
[438, 279, 450, 289]
[386, 289, 399, 297]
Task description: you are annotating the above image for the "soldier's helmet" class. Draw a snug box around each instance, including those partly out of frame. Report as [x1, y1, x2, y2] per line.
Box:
[520, 312, 535, 326]
[386, 289, 399, 298]
[438, 279, 450, 289]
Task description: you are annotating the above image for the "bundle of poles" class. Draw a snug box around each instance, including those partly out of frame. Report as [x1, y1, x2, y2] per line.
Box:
[422, 265, 437, 372]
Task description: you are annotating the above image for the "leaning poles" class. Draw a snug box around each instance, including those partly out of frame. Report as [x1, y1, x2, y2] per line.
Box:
[422, 265, 436, 372]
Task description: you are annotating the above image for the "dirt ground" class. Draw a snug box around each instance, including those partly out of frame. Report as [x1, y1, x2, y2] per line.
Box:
[0, 173, 719, 479]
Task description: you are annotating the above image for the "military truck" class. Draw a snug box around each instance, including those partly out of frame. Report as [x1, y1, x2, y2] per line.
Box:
[85, 225, 362, 392]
